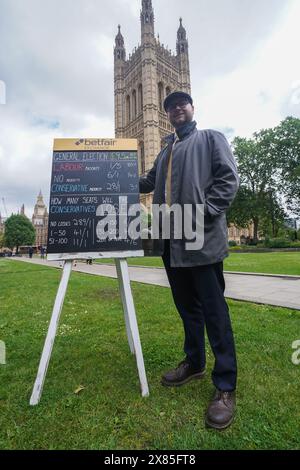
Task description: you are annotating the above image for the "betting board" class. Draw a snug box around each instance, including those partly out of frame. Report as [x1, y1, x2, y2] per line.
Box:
[47, 138, 143, 260]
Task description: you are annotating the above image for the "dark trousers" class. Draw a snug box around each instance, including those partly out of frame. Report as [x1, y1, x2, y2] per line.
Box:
[162, 243, 237, 392]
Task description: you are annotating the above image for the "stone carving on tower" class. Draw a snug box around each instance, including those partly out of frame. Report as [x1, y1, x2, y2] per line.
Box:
[114, 0, 191, 208]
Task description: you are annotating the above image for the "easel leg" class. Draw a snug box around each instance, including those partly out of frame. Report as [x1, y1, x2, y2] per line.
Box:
[115, 259, 134, 354]
[116, 259, 149, 397]
[30, 260, 73, 405]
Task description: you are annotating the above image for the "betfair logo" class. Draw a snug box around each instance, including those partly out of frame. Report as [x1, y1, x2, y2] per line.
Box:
[0, 80, 6, 105]
[0, 340, 5, 365]
[75, 139, 116, 147]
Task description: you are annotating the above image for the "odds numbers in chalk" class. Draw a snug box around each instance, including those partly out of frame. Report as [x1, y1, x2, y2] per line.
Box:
[47, 138, 142, 256]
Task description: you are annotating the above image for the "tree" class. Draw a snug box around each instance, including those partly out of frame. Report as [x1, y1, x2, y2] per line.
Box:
[0, 232, 5, 250]
[272, 117, 300, 215]
[231, 133, 285, 241]
[4, 214, 35, 254]
[259, 191, 286, 238]
[230, 117, 300, 240]
[227, 186, 257, 229]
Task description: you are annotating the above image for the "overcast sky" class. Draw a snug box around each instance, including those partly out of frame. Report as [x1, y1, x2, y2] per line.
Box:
[0, 0, 299, 217]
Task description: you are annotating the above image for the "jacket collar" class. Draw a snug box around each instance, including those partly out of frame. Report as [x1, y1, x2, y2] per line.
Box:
[164, 120, 197, 145]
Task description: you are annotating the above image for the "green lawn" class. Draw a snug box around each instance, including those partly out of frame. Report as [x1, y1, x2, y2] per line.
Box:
[225, 251, 300, 276]
[95, 252, 300, 276]
[0, 259, 300, 450]
[95, 256, 164, 268]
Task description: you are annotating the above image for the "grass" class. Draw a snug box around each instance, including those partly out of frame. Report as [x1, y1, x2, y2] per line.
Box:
[0, 258, 300, 450]
[224, 251, 300, 276]
[95, 252, 300, 276]
[95, 256, 164, 268]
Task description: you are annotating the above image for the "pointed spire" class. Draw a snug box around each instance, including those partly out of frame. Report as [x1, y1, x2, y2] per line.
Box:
[116, 25, 124, 47]
[177, 17, 188, 55]
[141, 0, 154, 41]
[141, 0, 154, 18]
[20, 204, 25, 215]
[37, 191, 45, 207]
[114, 24, 126, 61]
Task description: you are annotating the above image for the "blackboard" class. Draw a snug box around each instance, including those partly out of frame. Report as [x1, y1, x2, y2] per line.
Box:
[47, 138, 143, 261]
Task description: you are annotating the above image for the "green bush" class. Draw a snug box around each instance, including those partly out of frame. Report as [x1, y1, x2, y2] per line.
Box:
[229, 240, 237, 247]
[229, 245, 242, 251]
[247, 240, 258, 246]
[264, 238, 291, 248]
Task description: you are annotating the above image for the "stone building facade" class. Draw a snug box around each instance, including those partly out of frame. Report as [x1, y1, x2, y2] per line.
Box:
[113, 1, 253, 244]
[114, 0, 191, 208]
[228, 224, 254, 244]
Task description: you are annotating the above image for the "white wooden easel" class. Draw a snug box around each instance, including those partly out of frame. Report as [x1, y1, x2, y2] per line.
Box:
[30, 256, 149, 405]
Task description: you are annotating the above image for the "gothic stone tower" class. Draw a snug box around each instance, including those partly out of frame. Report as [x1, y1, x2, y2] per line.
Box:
[32, 190, 49, 248]
[114, 0, 191, 208]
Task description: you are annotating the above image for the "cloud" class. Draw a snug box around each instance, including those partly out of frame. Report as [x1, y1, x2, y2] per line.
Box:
[193, 0, 300, 135]
[153, 0, 291, 78]
[0, 111, 115, 216]
[0, 80, 6, 105]
[0, 0, 298, 216]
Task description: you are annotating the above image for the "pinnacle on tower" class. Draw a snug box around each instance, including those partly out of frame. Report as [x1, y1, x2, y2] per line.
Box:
[37, 191, 46, 209]
[114, 24, 126, 61]
[177, 17, 188, 54]
[141, 0, 155, 40]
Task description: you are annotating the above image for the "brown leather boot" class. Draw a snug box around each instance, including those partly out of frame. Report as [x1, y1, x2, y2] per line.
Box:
[161, 360, 205, 387]
[205, 389, 236, 430]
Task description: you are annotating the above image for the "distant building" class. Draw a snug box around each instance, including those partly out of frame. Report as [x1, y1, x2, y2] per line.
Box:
[228, 224, 254, 244]
[31, 191, 48, 248]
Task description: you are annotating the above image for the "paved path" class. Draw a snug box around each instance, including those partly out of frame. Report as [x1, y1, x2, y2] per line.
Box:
[13, 257, 300, 310]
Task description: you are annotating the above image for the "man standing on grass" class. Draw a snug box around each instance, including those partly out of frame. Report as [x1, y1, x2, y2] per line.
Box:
[139, 91, 239, 429]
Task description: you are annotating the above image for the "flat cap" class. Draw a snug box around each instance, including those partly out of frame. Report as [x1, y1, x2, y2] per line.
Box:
[163, 91, 193, 112]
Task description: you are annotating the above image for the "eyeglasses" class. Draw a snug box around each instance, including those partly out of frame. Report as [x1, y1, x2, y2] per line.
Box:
[167, 100, 190, 112]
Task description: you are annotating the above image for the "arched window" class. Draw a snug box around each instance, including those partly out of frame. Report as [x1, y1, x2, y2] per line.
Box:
[138, 84, 143, 113]
[158, 82, 164, 111]
[126, 95, 131, 124]
[166, 86, 171, 97]
[132, 90, 137, 119]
